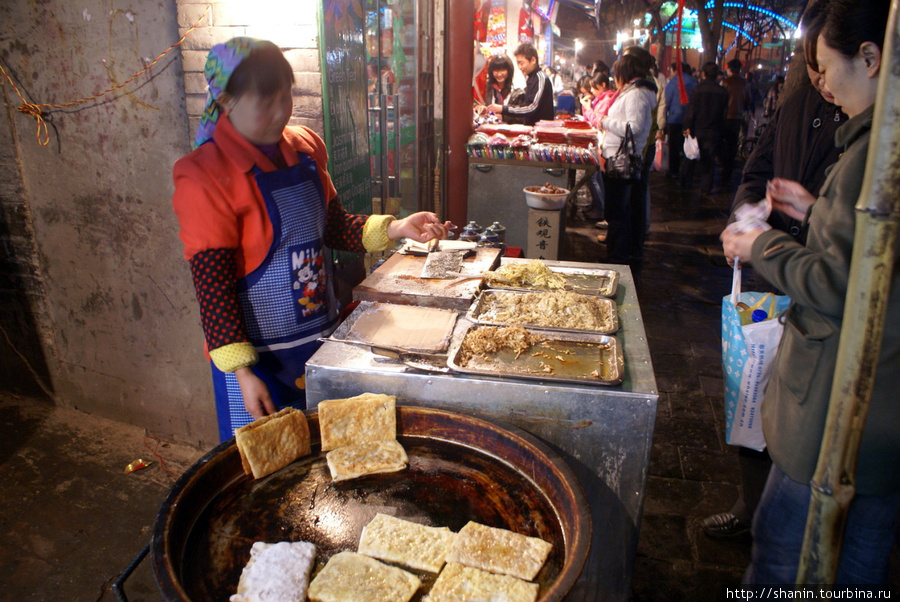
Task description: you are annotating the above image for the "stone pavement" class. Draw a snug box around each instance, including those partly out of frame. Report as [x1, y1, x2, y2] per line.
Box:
[1, 169, 897, 601]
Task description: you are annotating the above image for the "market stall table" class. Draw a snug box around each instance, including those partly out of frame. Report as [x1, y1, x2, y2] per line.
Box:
[306, 258, 658, 601]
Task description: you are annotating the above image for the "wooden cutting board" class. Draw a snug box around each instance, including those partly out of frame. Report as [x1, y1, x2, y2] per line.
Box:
[353, 247, 503, 310]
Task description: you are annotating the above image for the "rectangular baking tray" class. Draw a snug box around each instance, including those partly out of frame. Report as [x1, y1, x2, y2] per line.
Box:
[466, 290, 619, 335]
[447, 325, 624, 386]
[329, 301, 459, 354]
[485, 266, 619, 298]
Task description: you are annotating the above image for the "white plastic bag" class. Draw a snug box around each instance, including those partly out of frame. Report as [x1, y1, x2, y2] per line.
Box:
[721, 264, 789, 450]
[683, 135, 700, 160]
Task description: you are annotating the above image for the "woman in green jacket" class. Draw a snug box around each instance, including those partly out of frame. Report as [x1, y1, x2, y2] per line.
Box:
[721, 0, 899, 584]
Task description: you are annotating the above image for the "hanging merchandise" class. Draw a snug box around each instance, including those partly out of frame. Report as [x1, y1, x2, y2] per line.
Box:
[487, 0, 507, 48]
[475, 0, 490, 44]
[518, 1, 535, 44]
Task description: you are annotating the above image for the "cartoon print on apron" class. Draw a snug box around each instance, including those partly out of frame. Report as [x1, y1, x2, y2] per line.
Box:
[212, 152, 339, 441]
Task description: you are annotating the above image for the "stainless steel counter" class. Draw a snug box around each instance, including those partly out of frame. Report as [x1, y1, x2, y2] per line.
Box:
[305, 259, 658, 601]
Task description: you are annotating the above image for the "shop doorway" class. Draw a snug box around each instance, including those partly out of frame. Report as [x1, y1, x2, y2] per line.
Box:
[365, 0, 438, 217]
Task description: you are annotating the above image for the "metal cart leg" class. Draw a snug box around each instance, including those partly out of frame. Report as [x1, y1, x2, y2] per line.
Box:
[112, 542, 150, 602]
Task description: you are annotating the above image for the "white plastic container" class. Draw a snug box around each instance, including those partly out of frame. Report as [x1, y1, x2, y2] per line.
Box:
[524, 185, 569, 210]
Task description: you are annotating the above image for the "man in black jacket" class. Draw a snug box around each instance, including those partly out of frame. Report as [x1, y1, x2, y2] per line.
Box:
[487, 43, 554, 126]
[684, 62, 729, 194]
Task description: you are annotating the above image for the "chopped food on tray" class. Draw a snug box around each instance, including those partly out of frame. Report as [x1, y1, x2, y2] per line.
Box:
[457, 325, 545, 366]
[484, 260, 566, 290]
[427, 562, 540, 602]
[357, 513, 455, 573]
[235, 407, 311, 479]
[525, 182, 567, 194]
[476, 290, 615, 332]
[308, 551, 421, 602]
[445, 521, 553, 581]
[326, 439, 408, 482]
[230, 541, 316, 602]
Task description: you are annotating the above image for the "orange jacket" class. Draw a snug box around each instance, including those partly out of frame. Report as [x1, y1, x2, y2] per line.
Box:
[173, 117, 338, 277]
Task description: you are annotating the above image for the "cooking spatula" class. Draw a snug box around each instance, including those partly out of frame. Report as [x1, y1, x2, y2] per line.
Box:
[420, 239, 466, 279]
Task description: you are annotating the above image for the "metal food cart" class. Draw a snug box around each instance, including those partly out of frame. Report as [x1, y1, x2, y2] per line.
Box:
[305, 258, 658, 601]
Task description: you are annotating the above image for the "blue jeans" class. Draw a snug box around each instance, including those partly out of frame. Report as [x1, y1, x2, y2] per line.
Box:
[586, 170, 605, 219]
[746, 465, 900, 585]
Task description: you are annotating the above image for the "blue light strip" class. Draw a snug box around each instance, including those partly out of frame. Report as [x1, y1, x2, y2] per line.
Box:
[662, 18, 756, 45]
[703, 1, 798, 29]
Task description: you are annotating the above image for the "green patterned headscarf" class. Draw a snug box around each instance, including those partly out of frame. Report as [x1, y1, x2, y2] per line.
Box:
[194, 37, 263, 148]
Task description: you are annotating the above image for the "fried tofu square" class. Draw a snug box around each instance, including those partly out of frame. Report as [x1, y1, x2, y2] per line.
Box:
[308, 551, 421, 602]
[235, 407, 311, 479]
[426, 562, 540, 602]
[318, 393, 396, 452]
[445, 521, 553, 581]
[326, 440, 408, 482]
[358, 513, 455, 573]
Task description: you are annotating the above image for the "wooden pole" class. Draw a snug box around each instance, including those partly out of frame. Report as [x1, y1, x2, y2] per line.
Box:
[797, 0, 900, 585]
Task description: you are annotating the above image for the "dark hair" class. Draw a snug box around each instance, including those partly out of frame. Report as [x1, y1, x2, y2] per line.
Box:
[701, 61, 720, 81]
[590, 72, 610, 90]
[623, 46, 653, 75]
[226, 40, 293, 99]
[820, 0, 890, 59]
[578, 74, 592, 93]
[800, 0, 830, 69]
[612, 54, 644, 86]
[487, 54, 514, 95]
[727, 59, 742, 74]
[592, 60, 610, 77]
[514, 42, 539, 63]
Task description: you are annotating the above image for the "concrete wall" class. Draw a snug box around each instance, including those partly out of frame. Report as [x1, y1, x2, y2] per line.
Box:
[0, 0, 324, 448]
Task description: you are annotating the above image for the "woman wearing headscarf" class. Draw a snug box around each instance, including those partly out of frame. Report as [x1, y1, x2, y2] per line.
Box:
[173, 38, 451, 440]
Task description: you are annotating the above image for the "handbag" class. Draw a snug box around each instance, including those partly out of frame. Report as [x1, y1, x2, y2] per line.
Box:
[683, 134, 700, 160]
[605, 123, 642, 180]
[721, 263, 790, 450]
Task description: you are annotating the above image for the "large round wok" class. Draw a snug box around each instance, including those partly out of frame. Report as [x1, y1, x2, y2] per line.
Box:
[151, 405, 591, 600]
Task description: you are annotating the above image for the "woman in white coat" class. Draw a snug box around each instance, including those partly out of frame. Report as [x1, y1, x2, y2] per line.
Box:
[597, 54, 657, 264]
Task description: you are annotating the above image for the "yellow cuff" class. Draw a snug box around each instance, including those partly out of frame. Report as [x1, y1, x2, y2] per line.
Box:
[362, 214, 396, 252]
[209, 342, 259, 373]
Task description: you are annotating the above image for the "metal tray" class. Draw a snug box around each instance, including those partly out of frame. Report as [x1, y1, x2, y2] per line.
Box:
[151, 406, 591, 602]
[467, 290, 619, 335]
[330, 301, 459, 354]
[486, 266, 619, 298]
[447, 325, 624, 386]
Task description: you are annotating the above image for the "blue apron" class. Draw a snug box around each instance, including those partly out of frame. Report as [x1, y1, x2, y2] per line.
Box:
[211, 153, 339, 441]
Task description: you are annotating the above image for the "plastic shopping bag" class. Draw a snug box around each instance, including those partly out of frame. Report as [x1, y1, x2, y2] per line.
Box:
[652, 138, 669, 171]
[683, 135, 700, 161]
[721, 264, 790, 450]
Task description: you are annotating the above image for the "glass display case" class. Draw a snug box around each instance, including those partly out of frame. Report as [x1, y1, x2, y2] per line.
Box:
[366, 0, 437, 217]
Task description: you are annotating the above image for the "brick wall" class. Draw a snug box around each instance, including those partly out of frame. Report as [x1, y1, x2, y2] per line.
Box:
[175, 0, 325, 141]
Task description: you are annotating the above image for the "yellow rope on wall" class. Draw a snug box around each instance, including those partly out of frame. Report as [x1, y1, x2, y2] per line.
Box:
[0, 4, 211, 147]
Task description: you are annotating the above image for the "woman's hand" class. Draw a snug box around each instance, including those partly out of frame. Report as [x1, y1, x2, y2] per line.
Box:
[487, 104, 502, 114]
[766, 178, 816, 222]
[387, 212, 455, 243]
[720, 228, 764, 265]
[234, 367, 277, 420]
